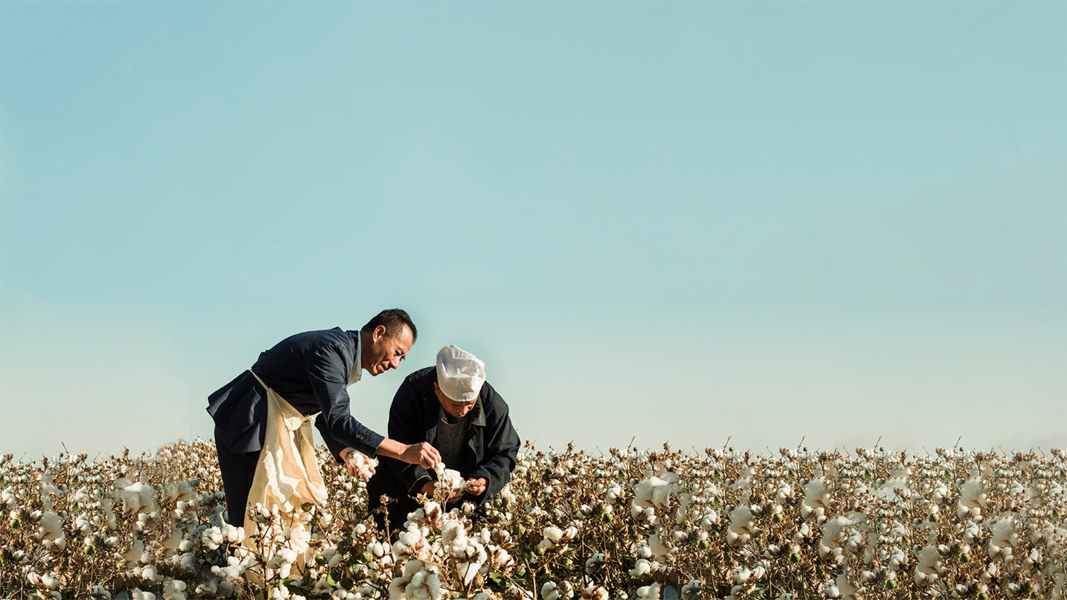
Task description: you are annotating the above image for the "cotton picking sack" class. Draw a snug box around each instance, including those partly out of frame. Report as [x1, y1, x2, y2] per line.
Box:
[243, 371, 328, 574]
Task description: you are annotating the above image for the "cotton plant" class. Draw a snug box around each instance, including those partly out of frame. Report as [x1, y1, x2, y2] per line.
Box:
[4, 441, 1067, 599]
[388, 559, 442, 600]
[432, 463, 467, 499]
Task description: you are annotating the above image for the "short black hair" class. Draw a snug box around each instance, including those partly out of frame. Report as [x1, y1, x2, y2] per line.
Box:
[362, 308, 417, 343]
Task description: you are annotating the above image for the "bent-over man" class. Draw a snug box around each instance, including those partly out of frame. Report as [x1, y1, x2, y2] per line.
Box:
[207, 309, 441, 527]
[368, 345, 520, 531]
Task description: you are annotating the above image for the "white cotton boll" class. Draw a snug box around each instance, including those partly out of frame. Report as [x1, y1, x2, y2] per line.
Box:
[347, 452, 378, 481]
[630, 558, 652, 576]
[161, 529, 182, 554]
[101, 498, 118, 530]
[38, 512, 64, 542]
[606, 482, 623, 502]
[37, 572, 60, 591]
[277, 548, 298, 564]
[917, 546, 943, 580]
[179, 552, 197, 571]
[432, 464, 466, 497]
[91, 585, 112, 600]
[494, 547, 516, 569]
[116, 481, 159, 516]
[733, 568, 752, 584]
[458, 561, 480, 586]
[221, 523, 244, 544]
[141, 565, 160, 582]
[425, 574, 441, 600]
[1, 487, 15, 509]
[776, 483, 793, 503]
[132, 589, 157, 600]
[163, 481, 195, 503]
[393, 527, 424, 558]
[649, 533, 670, 558]
[124, 538, 145, 568]
[369, 541, 386, 557]
[632, 472, 679, 513]
[201, 527, 224, 550]
[540, 582, 559, 600]
[958, 479, 986, 518]
[835, 573, 858, 600]
[562, 526, 577, 541]
[989, 518, 1018, 557]
[675, 493, 691, 524]
[803, 479, 830, 510]
[729, 506, 756, 543]
[700, 510, 719, 529]
[543, 526, 564, 544]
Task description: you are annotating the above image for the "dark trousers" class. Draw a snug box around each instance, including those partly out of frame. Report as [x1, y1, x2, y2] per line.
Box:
[214, 428, 260, 527]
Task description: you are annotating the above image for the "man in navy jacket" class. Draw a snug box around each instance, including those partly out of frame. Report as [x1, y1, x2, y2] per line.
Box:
[207, 309, 441, 526]
[367, 345, 520, 531]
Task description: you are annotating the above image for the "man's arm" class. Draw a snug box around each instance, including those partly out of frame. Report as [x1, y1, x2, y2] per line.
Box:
[315, 415, 353, 463]
[466, 388, 520, 507]
[307, 345, 385, 459]
[308, 346, 440, 468]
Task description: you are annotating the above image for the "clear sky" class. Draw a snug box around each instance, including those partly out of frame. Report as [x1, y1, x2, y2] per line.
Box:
[2, 1, 1064, 460]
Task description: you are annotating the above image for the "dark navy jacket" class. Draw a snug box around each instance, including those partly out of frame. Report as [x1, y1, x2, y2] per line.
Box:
[367, 366, 520, 513]
[207, 328, 385, 460]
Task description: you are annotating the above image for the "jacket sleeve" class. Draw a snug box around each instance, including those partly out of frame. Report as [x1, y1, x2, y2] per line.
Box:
[314, 415, 351, 463]
[381, 378, 433, 495]
[467, 389, 520, 507]
[306, 343, 385, 460]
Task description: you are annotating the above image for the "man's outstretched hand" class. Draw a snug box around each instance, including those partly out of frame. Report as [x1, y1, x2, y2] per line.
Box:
[400, 442, 441, 469]
[376, 438, 442, 469]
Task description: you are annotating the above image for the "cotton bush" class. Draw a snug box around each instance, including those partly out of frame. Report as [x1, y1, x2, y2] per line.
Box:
[1, 441, 1065, 599]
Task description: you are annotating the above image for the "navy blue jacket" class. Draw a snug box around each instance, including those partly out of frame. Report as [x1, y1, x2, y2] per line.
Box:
[207, 328, 385, 460]
[367, 366, 520, 513]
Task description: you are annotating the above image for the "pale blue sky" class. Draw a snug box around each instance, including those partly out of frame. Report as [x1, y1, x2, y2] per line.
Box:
[2, 2, 1064, 459]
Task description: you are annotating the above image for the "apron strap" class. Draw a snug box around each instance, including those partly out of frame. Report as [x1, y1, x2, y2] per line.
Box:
[248, 369, 320, 424]
[248, 368, 270, 391]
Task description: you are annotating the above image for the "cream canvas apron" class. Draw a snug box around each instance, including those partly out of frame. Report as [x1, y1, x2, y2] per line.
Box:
[243, 370, 328, 573]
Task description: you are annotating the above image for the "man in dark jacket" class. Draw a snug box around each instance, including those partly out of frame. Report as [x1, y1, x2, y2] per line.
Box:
[207, 309, 441, 526]
[368, 345, 520, 531]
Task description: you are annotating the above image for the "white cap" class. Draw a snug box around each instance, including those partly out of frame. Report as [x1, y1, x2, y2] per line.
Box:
[436, 345, 485, 403]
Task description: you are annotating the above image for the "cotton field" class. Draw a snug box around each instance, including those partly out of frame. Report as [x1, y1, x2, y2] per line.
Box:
[1, 441, 1065, 600]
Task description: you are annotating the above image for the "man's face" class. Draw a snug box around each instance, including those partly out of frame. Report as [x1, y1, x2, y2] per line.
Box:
[433, 382, 477, 418]
[362, 325, 414, 376]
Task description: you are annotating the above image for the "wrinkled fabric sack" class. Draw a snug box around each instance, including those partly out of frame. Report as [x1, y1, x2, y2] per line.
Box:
[243, 371, 327, 573]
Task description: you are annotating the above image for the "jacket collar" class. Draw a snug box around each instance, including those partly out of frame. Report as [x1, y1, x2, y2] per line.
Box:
[347, 330, 362, 385]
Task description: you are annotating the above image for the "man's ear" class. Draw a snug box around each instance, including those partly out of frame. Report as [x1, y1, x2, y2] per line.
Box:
[373, 324, 387, 342]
